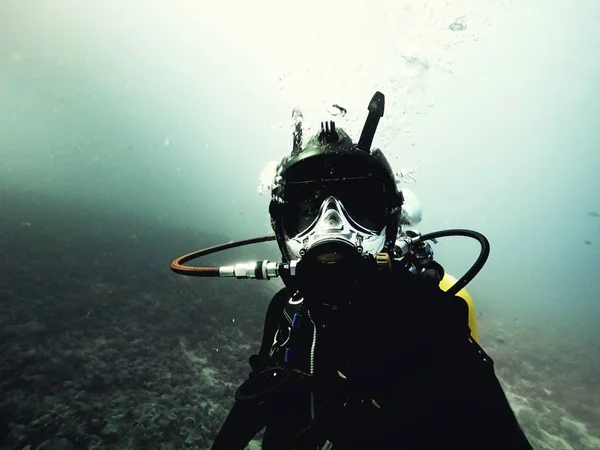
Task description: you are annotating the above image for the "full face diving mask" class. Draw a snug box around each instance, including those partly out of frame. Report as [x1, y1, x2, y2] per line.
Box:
[280, 176, 388, 262]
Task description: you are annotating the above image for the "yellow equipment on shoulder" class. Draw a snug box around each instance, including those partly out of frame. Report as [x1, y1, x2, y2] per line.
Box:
[439, 273, 479, 343]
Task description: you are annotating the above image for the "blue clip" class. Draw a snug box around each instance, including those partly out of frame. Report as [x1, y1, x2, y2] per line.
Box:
[292, 313, 302, 329]
[284, 348, 292, 363]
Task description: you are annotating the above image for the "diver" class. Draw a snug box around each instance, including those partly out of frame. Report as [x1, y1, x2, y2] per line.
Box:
[185, 92, 533, 449]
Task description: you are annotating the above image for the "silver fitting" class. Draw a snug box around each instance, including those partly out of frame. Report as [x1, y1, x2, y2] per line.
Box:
[219, 261, 280, 279]
[289, 260, 298, 276]
[395, 237, 413, 257]
[264, 262, 279, 279]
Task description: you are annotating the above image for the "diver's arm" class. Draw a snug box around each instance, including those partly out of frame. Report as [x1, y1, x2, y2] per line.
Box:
[434, 285, 532, 448]
[255, 287, 291, 367]
[373, 276, 532, 449]
[210, 289, 291, 450]
[209, 399, 269, 450]
[457, 338, 532, 449]
[427, 288, 533, 449]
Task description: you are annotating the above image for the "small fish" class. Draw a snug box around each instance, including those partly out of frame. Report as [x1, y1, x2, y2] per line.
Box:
[584, 240, 592, 245]
[588, 211, 599, 218]
[513, 317, 518, 322]
[496, 338, 506, 344]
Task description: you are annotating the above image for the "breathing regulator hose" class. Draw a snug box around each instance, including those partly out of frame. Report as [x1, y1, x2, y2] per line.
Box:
[170, 229, 489, 294]
[420, 229, 489, 296]
[170, 236, 277, 277]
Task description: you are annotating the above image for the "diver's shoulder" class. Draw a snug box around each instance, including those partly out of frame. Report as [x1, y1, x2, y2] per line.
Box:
[385, 267, 467, 316]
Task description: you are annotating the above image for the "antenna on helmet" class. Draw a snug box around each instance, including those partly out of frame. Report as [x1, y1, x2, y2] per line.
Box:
[357, 91, 385, 153]
[318, 121, 339, 143]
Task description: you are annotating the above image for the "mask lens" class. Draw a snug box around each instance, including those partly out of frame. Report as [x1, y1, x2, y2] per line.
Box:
[282, 197, 321, 236]
[281, 182, 326, 236]
[281, 178, 387, 236]
[337, 178, 386, 231]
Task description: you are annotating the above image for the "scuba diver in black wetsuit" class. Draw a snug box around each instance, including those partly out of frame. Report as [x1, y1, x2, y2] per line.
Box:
[171, 92, 533, 449]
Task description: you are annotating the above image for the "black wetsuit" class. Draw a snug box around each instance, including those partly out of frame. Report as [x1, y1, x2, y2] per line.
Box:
[210, 262, 533, 449]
